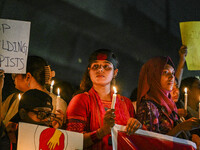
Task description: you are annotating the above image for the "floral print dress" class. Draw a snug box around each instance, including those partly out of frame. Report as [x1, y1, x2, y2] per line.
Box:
[137, 99, 179, 134]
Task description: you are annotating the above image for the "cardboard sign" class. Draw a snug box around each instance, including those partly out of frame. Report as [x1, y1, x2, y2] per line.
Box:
[180, 21, 200, 70]
[17, 122, 83, 150]
[0, 19, 30, 73]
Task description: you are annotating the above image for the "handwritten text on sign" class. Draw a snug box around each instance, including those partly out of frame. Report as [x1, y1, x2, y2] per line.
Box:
[0, 19, 30, 73]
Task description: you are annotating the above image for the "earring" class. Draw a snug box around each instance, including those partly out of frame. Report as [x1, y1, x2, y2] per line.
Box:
[28, 82, 30, 88]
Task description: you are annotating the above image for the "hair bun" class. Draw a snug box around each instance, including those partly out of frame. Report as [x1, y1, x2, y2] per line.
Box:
[44, 65, 55, 85]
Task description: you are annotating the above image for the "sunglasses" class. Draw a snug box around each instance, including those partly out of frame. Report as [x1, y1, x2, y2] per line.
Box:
[27, 109, 56, 120]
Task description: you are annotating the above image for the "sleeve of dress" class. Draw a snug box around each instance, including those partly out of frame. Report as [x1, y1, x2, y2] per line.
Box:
[1, 93, 15, 120]
[66, 93, 90, 133]
[136, 101, 160, 133]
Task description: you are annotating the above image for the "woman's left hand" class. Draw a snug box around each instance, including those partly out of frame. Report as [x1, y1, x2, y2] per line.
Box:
[179, 45, 187, 60]
[125, 118, 142, 135]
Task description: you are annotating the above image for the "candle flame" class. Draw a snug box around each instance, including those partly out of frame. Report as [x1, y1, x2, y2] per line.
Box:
[184, 87, 187, 93]
[51, 80, 54, 86]
[57, 88, 60, 96]
[113, 86, 117, 94]
[18, 93, 21, 100]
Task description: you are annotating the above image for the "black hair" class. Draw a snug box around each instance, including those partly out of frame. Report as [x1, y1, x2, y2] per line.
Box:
[22, 56, 48, 87]
[130, 87, 138, 102]
[179, 76, 199, 100]
[78, 49, 118, 94]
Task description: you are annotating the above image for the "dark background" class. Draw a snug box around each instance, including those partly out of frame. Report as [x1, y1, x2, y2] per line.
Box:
[0, 0, 200, 101]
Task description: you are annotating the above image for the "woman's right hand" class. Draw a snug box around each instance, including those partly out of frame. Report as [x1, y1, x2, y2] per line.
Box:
[179, 117, 200, 131]
[98, 109, 115, 137]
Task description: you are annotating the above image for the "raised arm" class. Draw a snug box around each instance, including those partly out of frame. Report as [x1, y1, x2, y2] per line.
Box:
[175, 45, 187, 87]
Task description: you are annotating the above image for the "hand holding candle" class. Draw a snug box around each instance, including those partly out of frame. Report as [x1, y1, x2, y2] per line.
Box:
[50, 80, 54, 93]
[184, 87, 188, 110]
[111, 86, 117, 109]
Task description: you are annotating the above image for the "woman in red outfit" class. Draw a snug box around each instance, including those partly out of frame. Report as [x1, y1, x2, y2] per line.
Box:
[66, 49, 141, 149]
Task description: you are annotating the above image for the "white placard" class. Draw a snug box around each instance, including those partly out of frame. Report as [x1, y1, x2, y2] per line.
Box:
[17, 122, 83, 150]
[0, 19, 30, 73]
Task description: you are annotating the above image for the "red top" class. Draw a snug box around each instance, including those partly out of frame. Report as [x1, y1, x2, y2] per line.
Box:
[66, 87, 134, 149]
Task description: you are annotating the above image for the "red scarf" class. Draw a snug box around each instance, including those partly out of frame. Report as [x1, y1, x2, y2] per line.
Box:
[87, 87, 132, 149]
[137, 56, 177, 118]
[88, 87, 131, 131]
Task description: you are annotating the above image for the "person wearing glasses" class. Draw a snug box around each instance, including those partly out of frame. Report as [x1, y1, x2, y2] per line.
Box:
[1, 56, 67, 129]
[0, 88, 55, 150]
[66, 49, 141, 149]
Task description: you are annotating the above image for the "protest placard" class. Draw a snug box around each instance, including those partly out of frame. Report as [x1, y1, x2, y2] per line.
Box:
[0, 18, 30, 73]
[17, 122, 83, 150]
[180, 21, 200, 70]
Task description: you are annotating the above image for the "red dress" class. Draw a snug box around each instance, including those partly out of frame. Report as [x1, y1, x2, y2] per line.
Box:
[66, 87, 134, 149]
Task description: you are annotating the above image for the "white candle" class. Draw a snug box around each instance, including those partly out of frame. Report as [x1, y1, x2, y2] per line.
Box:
[18, 93, 21, 101]
[184, 87, 188, 110]
[56, 88, 60, 110]
[111, 86, 117, 109]
[57, 88, 60, 97]
[50, 80, 54, 93]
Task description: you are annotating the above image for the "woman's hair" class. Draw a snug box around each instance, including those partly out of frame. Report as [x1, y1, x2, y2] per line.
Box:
[22, 56, 48, 87]
[79, 49, 118, 93]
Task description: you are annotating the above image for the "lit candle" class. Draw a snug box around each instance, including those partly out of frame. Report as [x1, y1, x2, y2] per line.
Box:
[111, 86, 117, 109]
[50, 80, 54, 93]
[184, 87, 188, 110]
[56, 88, 60, 110]
[57, 88, 60, 97]
[18, 93, 21, 101]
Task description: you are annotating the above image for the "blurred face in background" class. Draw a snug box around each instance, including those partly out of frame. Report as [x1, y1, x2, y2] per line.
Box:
[188, 79, 200, 111]
[12, 74, 29, 92]
[171, 80, 180, 103]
